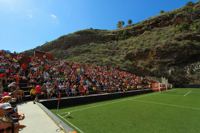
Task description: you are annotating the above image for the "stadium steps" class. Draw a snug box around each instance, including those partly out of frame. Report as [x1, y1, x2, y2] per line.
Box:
[24, 91, 30, 95]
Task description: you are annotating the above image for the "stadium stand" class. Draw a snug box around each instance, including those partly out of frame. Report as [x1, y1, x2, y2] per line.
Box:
[0, 50, 167, 132]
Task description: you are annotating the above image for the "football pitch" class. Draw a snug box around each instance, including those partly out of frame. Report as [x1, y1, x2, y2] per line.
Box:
[52, 88, 200, 133]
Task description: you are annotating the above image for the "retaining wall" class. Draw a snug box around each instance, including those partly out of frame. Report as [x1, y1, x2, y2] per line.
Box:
[40, 89, 152, 109]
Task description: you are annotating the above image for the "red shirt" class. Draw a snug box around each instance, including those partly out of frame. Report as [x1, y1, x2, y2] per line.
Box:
[35, 85, 41, 94]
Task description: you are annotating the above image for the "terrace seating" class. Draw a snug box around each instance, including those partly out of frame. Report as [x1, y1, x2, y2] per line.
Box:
[0, 50, 155, 103]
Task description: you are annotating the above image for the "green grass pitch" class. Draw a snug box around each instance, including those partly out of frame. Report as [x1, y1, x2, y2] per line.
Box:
[52, 88, 200, 133]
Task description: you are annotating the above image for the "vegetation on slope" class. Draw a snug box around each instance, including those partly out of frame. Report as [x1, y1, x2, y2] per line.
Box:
[26, 1, 200, 86]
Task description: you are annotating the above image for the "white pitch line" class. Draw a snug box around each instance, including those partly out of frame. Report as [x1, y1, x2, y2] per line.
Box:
[131, 99, 200, 111]
[184, 90, 192, 96]
[62, 99, 134, 117]
[57, 114, 85, 133]
[61, 89, 178, 117]
[61, 92, 159, 116]
[61, 89, 179, 117]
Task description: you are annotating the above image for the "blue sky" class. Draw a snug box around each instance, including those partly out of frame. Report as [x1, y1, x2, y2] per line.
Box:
[0, 0, 197, 52]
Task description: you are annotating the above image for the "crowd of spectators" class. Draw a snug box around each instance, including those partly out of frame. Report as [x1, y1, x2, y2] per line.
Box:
[0, 50, 151, 101]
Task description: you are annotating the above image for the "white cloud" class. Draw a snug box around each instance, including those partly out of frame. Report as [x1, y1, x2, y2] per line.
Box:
[50, 13, 59, 24]
[50, 14, 57, 19]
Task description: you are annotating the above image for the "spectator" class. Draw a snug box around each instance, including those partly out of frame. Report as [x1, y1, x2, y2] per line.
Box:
[34, 85, 41, 104]
[0, 102, 25, 133]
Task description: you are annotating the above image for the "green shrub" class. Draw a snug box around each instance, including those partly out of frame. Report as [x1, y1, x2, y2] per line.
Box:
[178, 23, 190, 31]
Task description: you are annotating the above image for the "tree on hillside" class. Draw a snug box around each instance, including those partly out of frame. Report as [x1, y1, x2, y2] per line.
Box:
[128, 19, 133, 26]
[160, 10, 165, 14]
[186, 1, 195, 6]
[117, 21, 125, 29]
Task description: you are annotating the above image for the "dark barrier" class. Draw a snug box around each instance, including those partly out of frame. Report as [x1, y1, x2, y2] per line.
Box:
[182, 84, 200, 88]
[40, 89, 152, 109]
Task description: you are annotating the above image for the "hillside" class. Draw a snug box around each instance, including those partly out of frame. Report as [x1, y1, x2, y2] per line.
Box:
[26, 2, 200, 86]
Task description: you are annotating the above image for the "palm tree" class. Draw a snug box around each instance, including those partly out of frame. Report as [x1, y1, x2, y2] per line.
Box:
[128, 19, 132, 26]
[117, 21, 125, 29]
[160, 10, 165, 14]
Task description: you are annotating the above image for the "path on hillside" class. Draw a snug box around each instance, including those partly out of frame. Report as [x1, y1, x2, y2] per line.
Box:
[18, 102, 64, 133]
